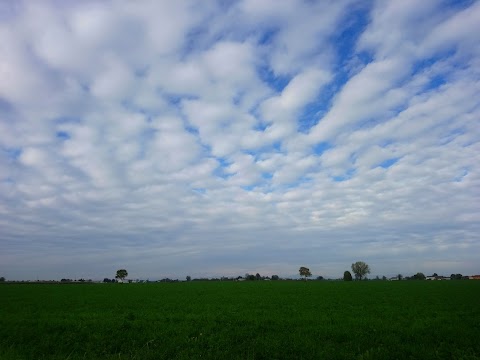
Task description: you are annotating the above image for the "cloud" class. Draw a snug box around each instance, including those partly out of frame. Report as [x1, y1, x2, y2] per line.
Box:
[0, 0, 479, 280]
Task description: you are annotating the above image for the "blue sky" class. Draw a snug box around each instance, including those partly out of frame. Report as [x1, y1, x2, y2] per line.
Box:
[0, 0, 479, 280]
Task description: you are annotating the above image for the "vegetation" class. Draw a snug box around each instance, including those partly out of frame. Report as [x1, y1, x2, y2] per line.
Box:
[343, 270, 353, 281]
[351, 261, 370, 280]
[299, 266, 312, 281]
[115, 269, 128, 282]
[1, 281, 479, 359]
[0, 277, 5, 282]
[413, 272, 426, 280]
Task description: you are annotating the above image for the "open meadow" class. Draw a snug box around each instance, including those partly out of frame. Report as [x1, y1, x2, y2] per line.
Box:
[1, 281, 479, 359]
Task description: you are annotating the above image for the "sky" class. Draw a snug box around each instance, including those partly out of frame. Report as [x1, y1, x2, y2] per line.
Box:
[0, 0, 479, 281]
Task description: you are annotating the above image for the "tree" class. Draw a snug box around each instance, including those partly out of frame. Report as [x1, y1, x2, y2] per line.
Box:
[186, 276, 191, 282]
[413, 272, 426, 280]
[115, 269, 128, 282]
[255, 273, 261, 281]
[343, 271, 353, 281]
[351, 261, 370, 280]
[0, 277, 5, 282]
[316, 276, 324, 281]
[271, 275, 279, 281]
[397, 274, 403, 281]
[299, 267, 312, 281]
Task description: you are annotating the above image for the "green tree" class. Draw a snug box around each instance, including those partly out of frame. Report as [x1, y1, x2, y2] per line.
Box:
[343, 271, 353, 281]
[351, 261, 370, 280]
[0, 276, 5, 282]
[299, 267, 312, 281]
[271, 275, 279, 281]
[115, 269, 128, 282]
[397, 274, 403, 280]
[186, 276, 191, 282]
[414, 272, 425, 280]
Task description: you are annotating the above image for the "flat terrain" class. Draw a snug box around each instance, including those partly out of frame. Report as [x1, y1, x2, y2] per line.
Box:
[1, 281, 479, 359]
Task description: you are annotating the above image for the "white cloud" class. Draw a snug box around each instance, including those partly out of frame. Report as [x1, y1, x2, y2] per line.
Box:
[0, 0, 479, 280]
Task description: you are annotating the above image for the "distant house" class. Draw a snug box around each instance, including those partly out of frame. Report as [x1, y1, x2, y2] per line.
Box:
[426, 275, 449, 280]
[469, 275, 480, 280]
[389, 277, 399, 281]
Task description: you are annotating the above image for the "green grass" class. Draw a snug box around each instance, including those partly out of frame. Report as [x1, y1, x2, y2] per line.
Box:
[1, 281, 479, 359]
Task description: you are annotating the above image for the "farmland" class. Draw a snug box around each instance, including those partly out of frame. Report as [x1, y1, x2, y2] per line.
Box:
[1, 281, 479, 359]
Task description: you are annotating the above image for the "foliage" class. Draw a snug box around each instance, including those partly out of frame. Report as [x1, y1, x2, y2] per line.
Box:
[398, 274, 403, 280]
[245, 274, 256, 281]
[413, 272, 426, 280]
[299, 267, 312, 280]
[351, 261, 370, 280]
[271, 275, 279, 281]
[115, 269, 128, 282]
[343, 271, 353, 281]
[186, 276, 191, 282]
[0, 277, 5, 282]
[1, 282, 479, 359]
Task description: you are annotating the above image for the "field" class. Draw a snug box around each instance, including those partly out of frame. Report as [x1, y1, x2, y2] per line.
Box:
[1, 281, 479, 359]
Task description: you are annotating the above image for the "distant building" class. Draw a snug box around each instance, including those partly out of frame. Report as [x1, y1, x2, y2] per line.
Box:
[426, 275, 449, 280]
[469, 275, 480, 280]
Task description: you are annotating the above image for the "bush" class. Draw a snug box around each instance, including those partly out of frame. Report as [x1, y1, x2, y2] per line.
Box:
[343, 271, 353, 281]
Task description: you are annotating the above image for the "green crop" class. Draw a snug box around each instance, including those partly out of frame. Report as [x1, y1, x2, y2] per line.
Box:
[1, 281, 479, 359]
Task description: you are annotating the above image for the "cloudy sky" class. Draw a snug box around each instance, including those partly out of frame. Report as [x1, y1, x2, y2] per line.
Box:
[1, 0, 479, 281]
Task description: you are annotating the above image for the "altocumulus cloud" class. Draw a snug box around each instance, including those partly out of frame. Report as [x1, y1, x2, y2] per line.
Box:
[0, 0, 479, 280]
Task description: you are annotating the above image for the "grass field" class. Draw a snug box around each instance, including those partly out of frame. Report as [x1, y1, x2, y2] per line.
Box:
[1, 281, 479, 359]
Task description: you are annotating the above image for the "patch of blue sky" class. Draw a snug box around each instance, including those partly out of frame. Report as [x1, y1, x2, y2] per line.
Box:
[333, 3, 371, 67]
[439, 127, 465, 145]
[0, 97, 14, 113]
[192, 187, 206, 195]
[298, 5, 371, 134]
[241, 141, 283, 160]
[380, 139, 394, 148]
[262, 172, 273, 180]
[120, 100, 151, 117]
[253, 122, 269, 131]
[312, 142, 332, 156]
[2, 147, 21, 160]
[274, 176, 313, 192]
[257, 64, 290, 93]
[258, 28, 278, 46]
[56, 131, 70, 140]
[443, 0, 475, 11]
[1, 177, 14, 184]
[134, 66, 149, 78]
[213, 156, 233, 180]
[332, 168, 355, 182]
[297, 102, 328, 134]
[184, 124, 200, 136]
[377, 158, 400, 169]
[136, 128, 156, 160]
[453, 168, 469, 182]
[411, 49, 456, 81]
